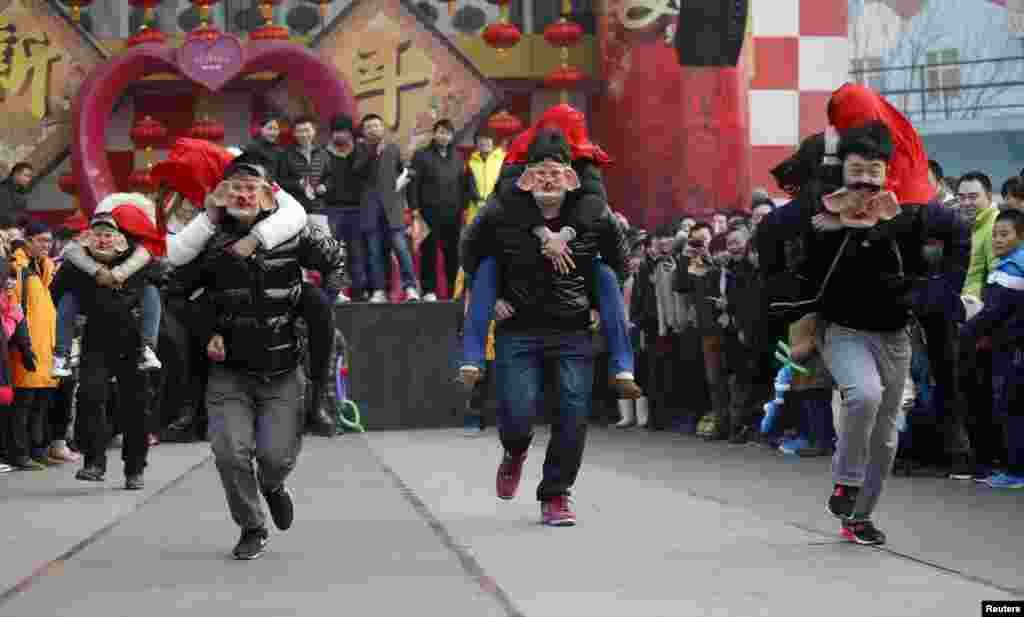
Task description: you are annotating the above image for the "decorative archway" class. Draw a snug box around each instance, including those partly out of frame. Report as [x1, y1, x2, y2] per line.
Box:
[72, 35, 357, 214]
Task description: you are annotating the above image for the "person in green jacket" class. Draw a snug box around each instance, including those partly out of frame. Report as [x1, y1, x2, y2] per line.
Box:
[958, 172, 1000, 298]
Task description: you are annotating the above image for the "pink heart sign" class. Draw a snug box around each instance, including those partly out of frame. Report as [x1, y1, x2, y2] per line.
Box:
[178, 29, 246, 92]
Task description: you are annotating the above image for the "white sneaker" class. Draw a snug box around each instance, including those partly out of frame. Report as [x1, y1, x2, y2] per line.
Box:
[423, 293, 438, 302]
[405, 287, 420, 301]
[51, 355, 72, 378]
[369, 290, 387, 303]
[335, 291, 351, 304]
[138, 346, 162, 371]
[0, 462, 13, 473]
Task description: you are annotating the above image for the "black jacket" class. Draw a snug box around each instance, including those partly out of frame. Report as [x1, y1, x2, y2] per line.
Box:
[171, 215, 346, 377]
[242, 138, 283, 182]
[910, 199, 971, 321]
[278, 144, 329, 210]
[461, 163, 626, 333]
[811, 208, 928, 332]
[53, 245, 154, 356]
[408, 144, 478, 226]
[0, 178, 27, 220]
[321, 143, 371, 208]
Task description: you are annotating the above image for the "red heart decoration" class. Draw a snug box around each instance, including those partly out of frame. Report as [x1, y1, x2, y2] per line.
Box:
[177, 29, 246, 92]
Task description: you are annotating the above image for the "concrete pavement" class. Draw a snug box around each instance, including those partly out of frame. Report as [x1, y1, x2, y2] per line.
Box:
[1, 427, 1021, 617]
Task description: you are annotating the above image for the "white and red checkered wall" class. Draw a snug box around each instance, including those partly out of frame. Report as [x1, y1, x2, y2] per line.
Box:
[748, 0, 850, 196]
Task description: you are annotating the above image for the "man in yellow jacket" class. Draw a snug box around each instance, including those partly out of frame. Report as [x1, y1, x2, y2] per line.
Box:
[7, 222, 60, 470]
[453, 131, 505, 296]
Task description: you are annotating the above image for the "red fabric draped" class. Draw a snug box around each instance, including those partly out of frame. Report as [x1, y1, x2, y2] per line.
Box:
[505, 104, 613, 167]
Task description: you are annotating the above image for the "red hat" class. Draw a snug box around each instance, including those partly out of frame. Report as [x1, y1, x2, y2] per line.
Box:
[505, 104, 612, 167]
[828, 83, 935, 205]
[150, 138, 236, 208]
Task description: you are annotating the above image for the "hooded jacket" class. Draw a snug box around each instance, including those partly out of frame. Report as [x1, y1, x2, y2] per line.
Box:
[460, 162, 626, 333]
[8, 246, 56, 387]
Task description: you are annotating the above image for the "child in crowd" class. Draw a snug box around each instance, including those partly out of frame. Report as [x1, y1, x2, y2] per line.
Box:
[961, 209, 1024, 489]
[0, 255, 38, 472]
[52, 194, 163, 377]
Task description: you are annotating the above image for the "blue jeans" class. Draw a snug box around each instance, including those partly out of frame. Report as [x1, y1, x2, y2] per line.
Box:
[463, 257, 633, 379]
[318, 207, 367, 295]
[366, 208, 417, 292]
[55, 284, 162, 356]
[495, 332, 594, 500]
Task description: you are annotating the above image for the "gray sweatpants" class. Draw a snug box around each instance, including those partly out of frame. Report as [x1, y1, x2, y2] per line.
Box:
[820, 324, 911, 519]
[207, 366, 305, 531]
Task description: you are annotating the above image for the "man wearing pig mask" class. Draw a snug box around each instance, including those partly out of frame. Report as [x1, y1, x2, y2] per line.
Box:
[460, 129, 625, 527]
[802, 121, 930, 547]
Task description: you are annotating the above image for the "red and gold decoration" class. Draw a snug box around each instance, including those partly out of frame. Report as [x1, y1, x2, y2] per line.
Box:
[130, 116, 168, 169]
[65, 0, 93, 23]
[251, 0, 289, 40]
[189, 116, 226, 143]
[126, 0, 167, 46]
[481, 0, 520, 61]
[543, 0, 584, 103]
[486, 109, 523, 143]
[189, 0, 221, 27]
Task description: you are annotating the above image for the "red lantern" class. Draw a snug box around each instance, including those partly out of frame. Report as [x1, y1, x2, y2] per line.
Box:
[486, 110, 524, 141]
[58, 172, 78, 196]
[543, 20, 583, 48]
[66, 0, 93, 23]
[129, 169, 158, 193]
[543, 65, 585, 91]
[126, 28, 167, 47]
[250, 24, 290, 41]
[189, 0, 221, 26]
[543, 0, 584, 103]
[130, 116, 167, 168]
[482, 22, 521, 56]
[482, 0, 520, 60]
[189, 117, 226, 143]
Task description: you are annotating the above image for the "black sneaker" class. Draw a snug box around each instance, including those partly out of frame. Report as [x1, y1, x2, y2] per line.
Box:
[826, 484, 858, 518]
[124, 474, 145, 491]
[841, 518, 886, 545]
[232, 527, 269, 560]
[263, 485, 294, 531]
[949, 454, 973, 480]
[75, 466, 105, 481]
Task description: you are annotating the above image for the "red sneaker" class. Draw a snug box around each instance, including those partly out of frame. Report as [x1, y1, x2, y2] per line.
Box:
[541, 495, 576, 527]
[495, 451, 527, 500]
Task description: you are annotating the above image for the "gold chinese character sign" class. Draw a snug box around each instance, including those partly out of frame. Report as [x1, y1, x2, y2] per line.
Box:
[0, 0, 105, 177]
[313, 0, 499, 160]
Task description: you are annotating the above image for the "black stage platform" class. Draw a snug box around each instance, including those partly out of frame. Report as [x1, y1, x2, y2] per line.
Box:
[334, 301, 463, 430]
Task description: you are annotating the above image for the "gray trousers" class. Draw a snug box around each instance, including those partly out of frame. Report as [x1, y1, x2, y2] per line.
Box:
[206, 366, 304, 531]
[820, 324, 911, 519]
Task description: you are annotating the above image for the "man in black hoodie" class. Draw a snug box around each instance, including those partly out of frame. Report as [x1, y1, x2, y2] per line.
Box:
[809, 124, 926, 546]
[0, 163, 33, 221]
[320, 115, 370, 301]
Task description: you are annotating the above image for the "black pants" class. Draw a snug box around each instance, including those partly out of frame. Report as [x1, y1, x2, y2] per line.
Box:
[299, 283, 335, 386]
[919, 314, 971, 457]
[77, 351, 150, 475]
[7, 388, 53, 463]
[50, 379, 76, 443]
[419, 218, 460, 297]
[962, 346, 1004, 467]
